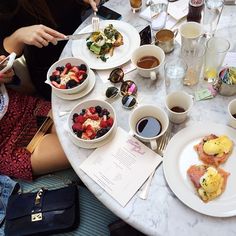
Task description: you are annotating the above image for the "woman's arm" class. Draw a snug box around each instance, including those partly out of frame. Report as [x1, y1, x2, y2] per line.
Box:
[3, 25, 66, 55]
[83, 0, 100, 11]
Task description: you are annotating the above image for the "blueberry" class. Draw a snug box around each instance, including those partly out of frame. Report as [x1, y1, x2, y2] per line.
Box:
[79, 78, 85, 84]
[72, 113, 79, 122]
[55, 76, 61, 84]
[82, 74, 88, 79]
[101, 109, 110, 116]
[76, 130, 83, 138]
[80, 109, 86, 115]
[49, 75, 57, 81]
[96, 128, 108, 138]
[56, 66, 64, 72]
[95, 106, 102, 114]
[79, 64, 87, 72]
[66, 80, 78, 89]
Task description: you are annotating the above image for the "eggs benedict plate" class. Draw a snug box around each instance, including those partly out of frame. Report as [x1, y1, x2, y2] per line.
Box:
[194, 134, 233, 167]
[163, 122, 236, 217]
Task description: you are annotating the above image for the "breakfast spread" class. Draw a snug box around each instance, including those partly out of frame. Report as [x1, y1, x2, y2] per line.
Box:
[194, 134, 233, 167]
[49, 63, 88, 89]
[187, 164, 229, 202]
[86, 24, 123, 62]
[72, 106, 114, 140]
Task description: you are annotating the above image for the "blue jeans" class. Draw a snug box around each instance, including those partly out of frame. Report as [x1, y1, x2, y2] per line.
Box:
[0, 175, 19, 232]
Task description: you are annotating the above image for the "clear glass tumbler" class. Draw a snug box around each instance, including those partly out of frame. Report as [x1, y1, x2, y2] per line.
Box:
[150, 0, 168, 31]
[202, 0, 224, 38]
[164, 58, 188, 94]
[204, 37, 230, 83]
[181, 43, 206, 86]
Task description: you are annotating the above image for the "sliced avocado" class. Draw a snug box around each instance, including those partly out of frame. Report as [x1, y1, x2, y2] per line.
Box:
[90, 44, 101, 55]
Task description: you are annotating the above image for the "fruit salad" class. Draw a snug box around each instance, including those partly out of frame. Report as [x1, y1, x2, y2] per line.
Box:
[72, 106, 114, 140]
[49, 63, 88, 89]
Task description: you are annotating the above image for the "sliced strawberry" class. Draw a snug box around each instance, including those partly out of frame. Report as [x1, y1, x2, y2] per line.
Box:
[78, 70, 86, 75]
[100, 119, 107, 128]
[72, 122, 83, 132]
[65, 63, 72, 70]
[89, 114, 99, 121]
[75, 115, 86, 124]
[89, 107, 96, 114]
[70, 74, 79, 82]
[59, 84, 66, 89]
[86, 128, 95, 138]
[107, 117, 114, 127]
[51, 81, 60, 88]
[82, 132, 90, 140]
[61, 67, 68, 76]
[70, 66, 79, 73]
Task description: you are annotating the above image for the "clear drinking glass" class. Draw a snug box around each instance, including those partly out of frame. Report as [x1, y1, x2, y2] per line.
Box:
[164, 58, 188, 94]
[150, 0, 168, 31]
[202, 0, 224, 38]
[181, 43, 206, 86]
[129, 0, 142, 13]
[204, 37, 230, 83]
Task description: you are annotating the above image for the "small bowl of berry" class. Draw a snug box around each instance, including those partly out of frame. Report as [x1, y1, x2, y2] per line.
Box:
[46, 57, 89, 94]
[68, 99, 117, 147]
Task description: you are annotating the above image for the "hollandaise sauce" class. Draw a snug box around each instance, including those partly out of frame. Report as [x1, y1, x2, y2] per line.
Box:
[203, 135, 233, 157]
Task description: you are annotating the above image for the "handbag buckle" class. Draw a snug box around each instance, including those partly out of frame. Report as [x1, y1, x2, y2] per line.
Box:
[31, 212, 42, 222]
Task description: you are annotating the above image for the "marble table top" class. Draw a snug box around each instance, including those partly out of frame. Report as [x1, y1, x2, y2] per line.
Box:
[52, 1, 236, 235]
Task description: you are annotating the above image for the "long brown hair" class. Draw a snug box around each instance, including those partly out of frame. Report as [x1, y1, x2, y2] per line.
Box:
[19, 0, 57, 27]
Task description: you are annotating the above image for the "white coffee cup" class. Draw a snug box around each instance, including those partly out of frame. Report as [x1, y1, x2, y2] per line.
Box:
[228, 99, 236, 129]
[129, 104, 169, 150]
[165, 91, 193, 124]
[179, 22, 203, 51]
[131, 45, 165, 80]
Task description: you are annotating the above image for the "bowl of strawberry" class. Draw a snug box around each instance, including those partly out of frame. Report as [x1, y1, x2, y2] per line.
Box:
[46, 57, 90, 94]
[68, 99, 117, 146]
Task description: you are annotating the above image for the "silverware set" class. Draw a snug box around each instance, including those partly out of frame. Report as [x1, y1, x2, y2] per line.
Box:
[139, 127, 172, 200]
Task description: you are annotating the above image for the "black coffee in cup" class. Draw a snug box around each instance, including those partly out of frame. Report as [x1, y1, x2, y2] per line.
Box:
[171, 106, 185, 113]
[136, 116, 162, 138]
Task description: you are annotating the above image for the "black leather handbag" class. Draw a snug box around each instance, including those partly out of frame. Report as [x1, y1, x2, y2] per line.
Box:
[4, 185, 79, 236]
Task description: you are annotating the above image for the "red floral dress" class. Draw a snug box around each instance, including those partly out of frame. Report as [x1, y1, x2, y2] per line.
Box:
[0, 89, 51, 180]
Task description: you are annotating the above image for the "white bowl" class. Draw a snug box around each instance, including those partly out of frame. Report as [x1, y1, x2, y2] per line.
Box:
[46, 57, 90, 95]
[67, 99, 117, 147]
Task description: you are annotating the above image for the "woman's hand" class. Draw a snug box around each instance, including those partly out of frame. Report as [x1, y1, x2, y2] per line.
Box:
[14, 24, 66, 48]
[0, 56, 14, 84]
[3, 24, 66, 55]
[83, 0, 100, 12]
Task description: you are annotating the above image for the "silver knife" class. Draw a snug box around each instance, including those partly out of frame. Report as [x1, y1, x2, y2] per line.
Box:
[57, 31, 94, 41]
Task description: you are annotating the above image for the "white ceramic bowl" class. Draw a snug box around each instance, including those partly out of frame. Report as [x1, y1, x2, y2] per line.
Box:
[67, 99, 117, 147]
[46, 57, 90, 95]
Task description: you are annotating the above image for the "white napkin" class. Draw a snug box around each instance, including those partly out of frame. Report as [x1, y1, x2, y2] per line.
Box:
[139, 6, 177, 29]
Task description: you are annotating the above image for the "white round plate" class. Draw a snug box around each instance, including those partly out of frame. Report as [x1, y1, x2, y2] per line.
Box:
[52, 69, 95, 100]
[68, 124, 117, 149]
[163, 122, 236, 217]
[71, 20, 140, 70]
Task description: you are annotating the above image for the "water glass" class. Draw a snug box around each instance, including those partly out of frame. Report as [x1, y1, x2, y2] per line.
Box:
[202, 0, 224, 38]
[181, 43, 206, 86]
[129, 0, 142, 12]
[150, 0, 168, 31]
[204, 37, 230, 83]
[164, 58, 188, 94]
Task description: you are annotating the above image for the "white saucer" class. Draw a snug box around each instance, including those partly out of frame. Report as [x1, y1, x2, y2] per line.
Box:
[52, 69, 96, 100]
[68, 125, 117, 149]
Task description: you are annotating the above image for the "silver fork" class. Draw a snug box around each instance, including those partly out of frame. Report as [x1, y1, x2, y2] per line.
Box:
[139, 128, 172, 200]
[92, 11, 100, 32]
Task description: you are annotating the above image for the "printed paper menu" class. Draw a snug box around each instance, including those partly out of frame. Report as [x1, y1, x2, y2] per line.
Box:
[80, 127, 162, 207]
